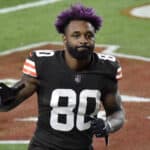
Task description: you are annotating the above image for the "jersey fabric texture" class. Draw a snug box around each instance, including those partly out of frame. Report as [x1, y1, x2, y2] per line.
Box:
[23, 50, 122, 150]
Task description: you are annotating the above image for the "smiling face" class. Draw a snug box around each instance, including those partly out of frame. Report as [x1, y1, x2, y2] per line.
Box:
[63, 20, 96, 60]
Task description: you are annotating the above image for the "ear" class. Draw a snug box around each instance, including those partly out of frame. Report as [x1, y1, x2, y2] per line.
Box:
[62, 34, 66, 44]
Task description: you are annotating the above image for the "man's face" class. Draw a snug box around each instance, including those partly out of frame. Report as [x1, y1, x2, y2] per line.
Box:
[63, 20, 95, 60]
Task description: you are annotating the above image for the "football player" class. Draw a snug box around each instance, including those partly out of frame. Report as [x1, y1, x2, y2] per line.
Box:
[0, 4, 125, 150]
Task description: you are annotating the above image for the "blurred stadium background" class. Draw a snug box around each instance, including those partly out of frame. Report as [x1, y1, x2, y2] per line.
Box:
[0, 0, 149, 149]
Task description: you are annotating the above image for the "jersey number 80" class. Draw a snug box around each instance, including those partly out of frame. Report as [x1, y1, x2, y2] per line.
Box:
[50, 89, 101, 132]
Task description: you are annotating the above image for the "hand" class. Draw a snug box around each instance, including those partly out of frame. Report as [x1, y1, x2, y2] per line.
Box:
[0, 83, 25, 105]
[91, 118, 111, 137]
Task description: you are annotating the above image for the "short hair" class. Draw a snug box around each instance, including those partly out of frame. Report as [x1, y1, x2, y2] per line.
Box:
[55, 4, 102, 34]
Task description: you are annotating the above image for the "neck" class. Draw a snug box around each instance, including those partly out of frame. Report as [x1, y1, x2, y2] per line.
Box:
[64, 50, 91, 71]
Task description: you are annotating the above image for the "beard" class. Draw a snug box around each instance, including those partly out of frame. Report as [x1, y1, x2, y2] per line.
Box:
[66, 42, 94, 60]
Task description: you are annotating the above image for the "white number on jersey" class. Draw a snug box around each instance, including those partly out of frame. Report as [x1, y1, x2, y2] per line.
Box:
[35, 50, 54, 57]
[50, 89, 101, 131]
[98, 53, 116, 62]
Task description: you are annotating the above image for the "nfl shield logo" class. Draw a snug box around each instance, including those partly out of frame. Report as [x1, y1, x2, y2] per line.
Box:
[74, 74, 81, 83]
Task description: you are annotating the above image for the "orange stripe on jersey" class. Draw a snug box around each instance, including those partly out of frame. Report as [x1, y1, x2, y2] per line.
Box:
[22, 59, 37, 77]
[25, 59, 35, 68]
[23, 68, 37, 77]
[116, 67, 123, 80]
[24, 62, 35, 70]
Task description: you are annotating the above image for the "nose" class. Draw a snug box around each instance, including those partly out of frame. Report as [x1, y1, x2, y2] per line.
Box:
[80, 35, 88, 45]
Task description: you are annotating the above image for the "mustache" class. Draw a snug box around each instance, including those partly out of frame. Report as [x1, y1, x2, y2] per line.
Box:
[76, 45, 92, 49]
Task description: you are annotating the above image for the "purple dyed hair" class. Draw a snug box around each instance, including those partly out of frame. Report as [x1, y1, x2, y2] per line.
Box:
[55, 4, 102, 34]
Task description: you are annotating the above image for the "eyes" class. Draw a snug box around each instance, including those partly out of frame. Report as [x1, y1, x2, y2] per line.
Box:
[71, 32, 95, 40]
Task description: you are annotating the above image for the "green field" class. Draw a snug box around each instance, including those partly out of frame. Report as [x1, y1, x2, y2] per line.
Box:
[0, 0, 149, 149]
[0, 144, 28, 150]
[0, 0, 149, 57]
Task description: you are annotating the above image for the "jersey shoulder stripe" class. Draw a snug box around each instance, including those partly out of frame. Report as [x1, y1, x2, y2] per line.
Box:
[22, 58, 37, 77]
[22, 50, 57, 78]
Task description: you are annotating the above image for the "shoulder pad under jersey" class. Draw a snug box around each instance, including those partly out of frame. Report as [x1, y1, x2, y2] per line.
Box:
[97, 53, 123, 80]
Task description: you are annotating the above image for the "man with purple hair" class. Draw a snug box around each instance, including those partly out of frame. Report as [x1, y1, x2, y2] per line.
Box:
[0, 4, 125, 150]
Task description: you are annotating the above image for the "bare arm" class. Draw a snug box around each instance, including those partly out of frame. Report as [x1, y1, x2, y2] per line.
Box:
[0, 75, 39, 111]
[102, 91, 125, 133]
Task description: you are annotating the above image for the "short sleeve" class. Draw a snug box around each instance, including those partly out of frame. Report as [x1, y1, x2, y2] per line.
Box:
[22, 52, 37, 78]
[116, 65, 123, 80]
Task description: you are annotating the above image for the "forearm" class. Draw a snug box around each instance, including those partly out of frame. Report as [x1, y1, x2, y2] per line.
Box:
[103, 90, 125, 133]
[106, 108, 125, 133]
[0, 97, 24, 111]
[0, 76, 38, 111]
